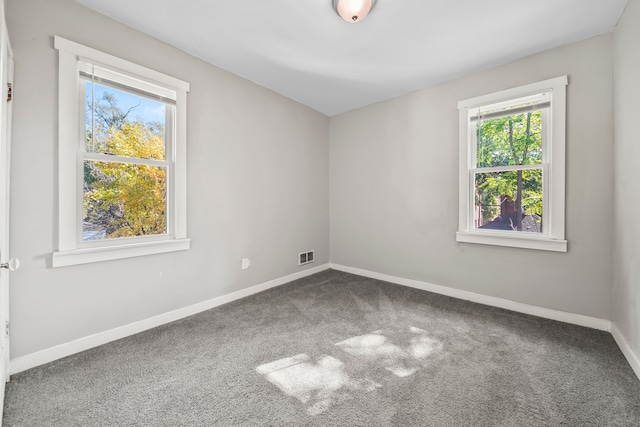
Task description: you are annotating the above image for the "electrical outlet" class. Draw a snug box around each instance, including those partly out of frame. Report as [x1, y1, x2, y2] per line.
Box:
[241, 258, 251, 270]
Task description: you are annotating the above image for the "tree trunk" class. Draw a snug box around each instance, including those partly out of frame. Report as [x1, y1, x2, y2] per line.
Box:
[508, 113, 534, 231]
[516, 170, 523, 231]
[508, 119, 523, 231]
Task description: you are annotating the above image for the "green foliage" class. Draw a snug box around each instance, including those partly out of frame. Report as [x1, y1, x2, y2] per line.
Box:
[475, 111, 544, 230]
[476, 111, 542, 167]
[476, 169, 542, 216]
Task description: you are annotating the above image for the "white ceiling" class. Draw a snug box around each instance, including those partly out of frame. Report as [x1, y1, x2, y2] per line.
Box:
[75, 0, 628, 116]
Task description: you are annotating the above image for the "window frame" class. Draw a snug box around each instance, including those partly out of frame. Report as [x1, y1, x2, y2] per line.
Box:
[53, 36, 190, 267]
[456, 76, 568, 252]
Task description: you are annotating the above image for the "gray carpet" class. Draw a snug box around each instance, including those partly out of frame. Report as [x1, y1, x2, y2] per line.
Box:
[4, 269, 640, 426]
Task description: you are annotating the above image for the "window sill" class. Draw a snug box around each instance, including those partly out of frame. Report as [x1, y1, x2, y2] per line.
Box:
[52, 238, 191, 268]
[456, 231, 567, 252]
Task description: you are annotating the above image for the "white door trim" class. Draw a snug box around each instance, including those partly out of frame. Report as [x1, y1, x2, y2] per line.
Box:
[0, 1, 14, 424]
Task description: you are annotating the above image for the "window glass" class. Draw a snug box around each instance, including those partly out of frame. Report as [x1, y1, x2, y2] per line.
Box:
[83, 160, 167, 241]
[84, 81, 167, 160]
[81, 74, 171, 242]
[475, 110, 543, 168]
[469, 94, 547, 234]
[474, 169, 543, 233]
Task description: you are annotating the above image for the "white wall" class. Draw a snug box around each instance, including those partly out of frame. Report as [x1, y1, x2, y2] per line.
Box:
[6, 0, 329, 358]
[330, 35, 614, 319]
[613, 0, 640, 365]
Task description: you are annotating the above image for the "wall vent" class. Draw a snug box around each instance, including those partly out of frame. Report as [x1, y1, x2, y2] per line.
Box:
[299, 250, 315, 266]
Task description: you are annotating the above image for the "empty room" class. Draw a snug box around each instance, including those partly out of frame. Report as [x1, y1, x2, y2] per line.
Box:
[0, 0, 639, 425]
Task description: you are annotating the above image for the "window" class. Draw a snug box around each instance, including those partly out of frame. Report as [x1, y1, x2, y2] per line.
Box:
[456, 76, 567, 252]
[53, 37, 190, 267]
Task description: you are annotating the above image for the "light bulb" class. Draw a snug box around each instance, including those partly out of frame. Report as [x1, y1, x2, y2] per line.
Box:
[334, 0, 375, 23]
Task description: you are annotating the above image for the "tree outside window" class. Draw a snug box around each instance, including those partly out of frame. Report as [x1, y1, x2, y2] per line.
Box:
[82, 81, 171, 241]
[473, 107, 544, 233]
[456, 76, 567, 252]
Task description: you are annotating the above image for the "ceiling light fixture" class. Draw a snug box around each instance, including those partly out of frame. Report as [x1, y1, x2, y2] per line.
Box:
[333, 0, 377, 23]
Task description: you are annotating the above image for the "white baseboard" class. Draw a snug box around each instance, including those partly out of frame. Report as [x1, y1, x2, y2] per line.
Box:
[13, 263, 633, 381]
[611, 323, 640, 381]
[10, 263, 330, 375]
[330, 263, 611, 332]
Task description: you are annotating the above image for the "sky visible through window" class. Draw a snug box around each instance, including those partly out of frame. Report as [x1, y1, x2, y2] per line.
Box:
[86, 82, 166, 126]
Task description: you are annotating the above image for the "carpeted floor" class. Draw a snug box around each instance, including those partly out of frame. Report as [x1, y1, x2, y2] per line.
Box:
[4, 269, 640, 426]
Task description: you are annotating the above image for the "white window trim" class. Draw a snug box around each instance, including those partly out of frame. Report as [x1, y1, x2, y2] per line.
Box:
[53, 36, 190, 267]
[456, 76, 568, 252]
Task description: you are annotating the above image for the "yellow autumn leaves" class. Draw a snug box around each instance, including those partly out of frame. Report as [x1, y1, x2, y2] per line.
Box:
[83, 122, 167, 239]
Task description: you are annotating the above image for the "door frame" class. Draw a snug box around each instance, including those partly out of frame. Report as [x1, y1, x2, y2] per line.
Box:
[0, 0, 14, 421]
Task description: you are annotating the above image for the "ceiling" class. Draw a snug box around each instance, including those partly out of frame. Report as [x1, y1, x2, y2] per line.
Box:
[75, 0, 628, 116]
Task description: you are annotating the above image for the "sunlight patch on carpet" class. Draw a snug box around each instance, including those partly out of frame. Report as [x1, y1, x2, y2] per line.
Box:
[256, 327, 443, 416]
[336, 327, 443, 377]
[256, 353, 380, 415]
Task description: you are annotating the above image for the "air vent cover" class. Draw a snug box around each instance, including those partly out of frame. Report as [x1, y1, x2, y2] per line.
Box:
[299, 250, 315, 266]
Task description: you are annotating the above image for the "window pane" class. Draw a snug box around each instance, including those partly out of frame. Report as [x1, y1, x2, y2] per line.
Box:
[474, 169, 543, 233]
[475, 110, 542, 168]
[85, 82, 166, 160]
[83, 160, 167, 241]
